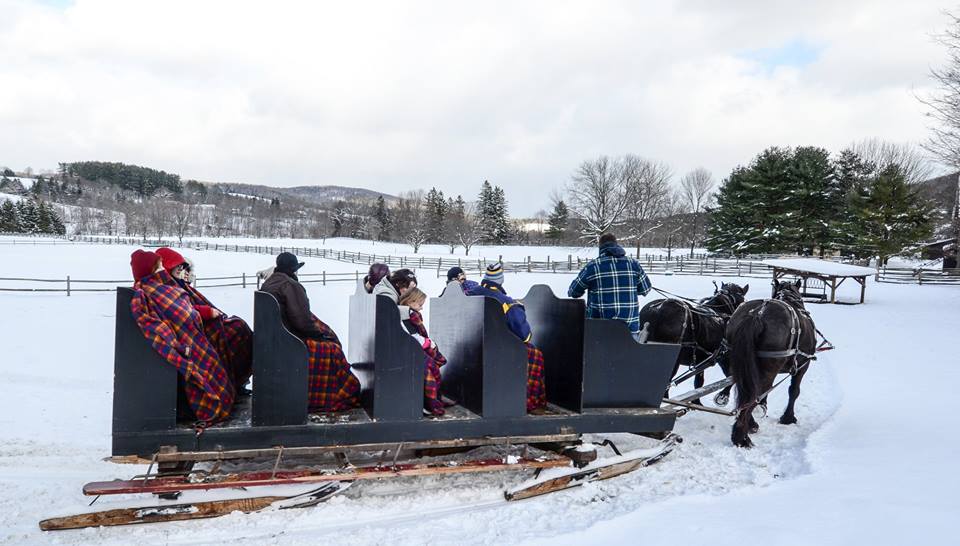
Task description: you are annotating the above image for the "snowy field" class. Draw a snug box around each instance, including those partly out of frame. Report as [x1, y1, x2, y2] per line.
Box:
[155, 235, 704, 263]
[0, 238, 956, 545]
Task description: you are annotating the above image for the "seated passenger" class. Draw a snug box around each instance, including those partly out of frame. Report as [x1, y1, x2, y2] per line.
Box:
[363, 263, 390, 294]
[372, 268, 418, 309]
[441, 266, 480, 296]
[128, 249, 235, 424]
[260, 252, 360, 412]
[465, 263, 547, 412]
[155, 247, 253, 390]
[398, 287, 447, 416]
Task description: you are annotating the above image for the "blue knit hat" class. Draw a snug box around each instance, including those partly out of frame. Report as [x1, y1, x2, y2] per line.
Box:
[483, 262, 504, 285]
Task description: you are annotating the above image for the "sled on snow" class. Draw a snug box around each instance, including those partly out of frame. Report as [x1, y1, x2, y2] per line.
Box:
[40, 283, 682, 531]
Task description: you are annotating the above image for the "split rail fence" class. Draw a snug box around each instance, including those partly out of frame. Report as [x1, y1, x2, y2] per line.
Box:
[3, 234, 959, 293]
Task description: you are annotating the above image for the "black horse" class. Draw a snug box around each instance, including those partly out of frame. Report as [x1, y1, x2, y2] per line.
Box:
[638, 282, 749, 404]
[726, 280, 816, 448]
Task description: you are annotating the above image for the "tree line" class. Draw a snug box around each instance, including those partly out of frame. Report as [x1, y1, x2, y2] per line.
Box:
[0, 198, 66, 235]
[706, 141, 933, 264]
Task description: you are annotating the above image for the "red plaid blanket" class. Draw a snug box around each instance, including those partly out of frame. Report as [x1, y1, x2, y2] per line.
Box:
[310, 314, 342, 345]
[130, 271, 235, 423]
[181, 284, 253, 388]
[525, 343, 547, 411]
[305, 335, 361, 412]
[409, 310, 446, 415]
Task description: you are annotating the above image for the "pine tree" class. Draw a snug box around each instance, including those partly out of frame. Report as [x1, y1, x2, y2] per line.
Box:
[477, 181, 497, 243]
[848, 165, 933, 265]
[545, 200, 569, 242]
[492, 186, 510, 244]
[707, 147, 793, 255]
[36, 201, 52, 233]
[783, 146, 837, 255]
[424, 187, 447, 242]
[374, 195, 391, 241]
[0, 200, 18, 232]
[17, 200, 40, 233]
[832, 149, 875, 253]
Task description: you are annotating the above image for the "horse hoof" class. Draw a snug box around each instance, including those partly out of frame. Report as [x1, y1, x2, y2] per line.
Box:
[749, 423, 760, 434]
[779, 415, 798, 425]
[731, 435, 753, 449]
[714, 393, 729, 407]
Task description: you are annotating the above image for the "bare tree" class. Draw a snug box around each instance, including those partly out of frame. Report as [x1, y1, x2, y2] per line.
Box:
[566, 156, 631, 243]
[679, 168, 714, 257]
[172, 204, 195, 243]
[456, 202, 483, 256]
[850, 138, 933, 184]
[919, 11, 960, 246]
[622, 156, 672, 254]
[655, 191, 688, 261]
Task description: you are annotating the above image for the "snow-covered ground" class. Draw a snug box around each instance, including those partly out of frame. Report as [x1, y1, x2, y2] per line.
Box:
[0, 238, 955, 545]
[143, 235, 705, 263]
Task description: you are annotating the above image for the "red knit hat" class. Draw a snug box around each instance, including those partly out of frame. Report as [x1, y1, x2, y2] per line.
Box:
[131, 249, 162, 281]
[155, 247, 187, 273]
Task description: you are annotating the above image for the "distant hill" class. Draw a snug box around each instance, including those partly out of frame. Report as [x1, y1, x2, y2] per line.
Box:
[208, 182, 394, 207]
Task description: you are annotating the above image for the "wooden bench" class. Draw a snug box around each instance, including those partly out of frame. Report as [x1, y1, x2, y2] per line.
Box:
[522, 284, 679, 410]
[347, 282, 426, 421]
[430, 281, 528, 418]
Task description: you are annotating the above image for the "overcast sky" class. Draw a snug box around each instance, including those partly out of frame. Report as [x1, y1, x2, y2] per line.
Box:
[0, 0, 951, 215]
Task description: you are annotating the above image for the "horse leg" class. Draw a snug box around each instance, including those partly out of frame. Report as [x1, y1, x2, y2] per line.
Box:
[731, 405, 754, 448]
[714, 358, 732, 406]
[779, 364, 808, 425]
[749, 367, 778, 434]
[691, 366, 705, 406]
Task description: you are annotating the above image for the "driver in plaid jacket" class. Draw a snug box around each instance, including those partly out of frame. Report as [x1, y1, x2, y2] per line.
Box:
[568, 233, 652, 340]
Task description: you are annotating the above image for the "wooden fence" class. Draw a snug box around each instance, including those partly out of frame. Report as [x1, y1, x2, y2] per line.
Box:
[876, 267, 960, 285]
[0, 270, 370, 296]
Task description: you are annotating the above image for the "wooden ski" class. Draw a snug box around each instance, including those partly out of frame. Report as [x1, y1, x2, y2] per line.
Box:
[504, 434, 680, 501]
[40, 483, 349, 531]
[84, 455, 569, 496]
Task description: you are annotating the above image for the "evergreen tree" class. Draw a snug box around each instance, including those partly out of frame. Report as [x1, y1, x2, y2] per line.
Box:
[832, 149, 875, 252]
[424, 187, 447, 242]
[492, 186, 510, 243]
[17, 200, 40, 233]
[477, 181, 496, 243]
[707, 147, 793, 255]
[783, 146, 837, 255]
[374, 195, 391, 241]
[0, 200, 18, 232]
[848, 165, 933, 265]
[36, 201, 52, 233]
[545, 200, 569, 242]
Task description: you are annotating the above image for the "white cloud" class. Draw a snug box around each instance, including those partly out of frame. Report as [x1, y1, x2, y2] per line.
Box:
[0, 0, 949, 214]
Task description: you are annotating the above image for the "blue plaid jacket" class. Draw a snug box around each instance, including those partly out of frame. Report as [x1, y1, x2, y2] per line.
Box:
[567, 243, 652, 334]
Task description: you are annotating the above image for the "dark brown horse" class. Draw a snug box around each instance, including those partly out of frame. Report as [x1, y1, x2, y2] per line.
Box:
[638, 282, 749, 404]
[726, 280, 816, 448]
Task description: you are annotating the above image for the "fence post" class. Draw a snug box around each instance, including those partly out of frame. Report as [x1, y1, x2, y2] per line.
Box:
[356, 270, 360, 283]
[323, 271, 326, 286]
[66, 275, 71, 297]
[242, 272, 246, 288]
[527, 256, 531, 273]
[568, 255, 572, 270]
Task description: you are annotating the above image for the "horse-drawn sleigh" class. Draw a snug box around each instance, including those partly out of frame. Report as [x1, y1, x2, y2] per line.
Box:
[40, 279, 831, 531]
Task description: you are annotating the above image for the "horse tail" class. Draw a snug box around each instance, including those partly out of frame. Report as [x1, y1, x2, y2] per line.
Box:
[729, 313, 763, 412]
